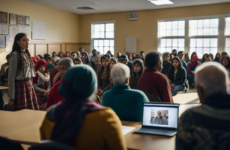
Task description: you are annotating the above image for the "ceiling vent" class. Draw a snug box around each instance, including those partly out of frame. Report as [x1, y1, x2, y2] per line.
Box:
[77, 7, 94, 10]
[129, 12, 138, 21]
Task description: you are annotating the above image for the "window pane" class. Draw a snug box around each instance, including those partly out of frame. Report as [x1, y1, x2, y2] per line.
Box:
[190, 39, 196, 47]
[161, 39, 167, 46]
[106, 24, 114, 31]
[110, 47, 114, 54]
[179, 39, 184, 47]
[166, 22, 172, 30]
[160, 22, 167, 30]
[189, 18, 219, 36]
[203, 39, 210, 47]
[178, 21, 185, 29]
[167, 39, 172, 47]
[106, 32, 114, 38]
[172, 21, 178, 29]
[99, 40, 104, 47]
[99, 47, 104, 54]
[100, 32, 104, 38]
[95, 32, 100, 38]
[104, 47, 110, 52]
[110, 40, 114, 47]
[104, 40, 109, 46]
[159, 38, 184, 53]
[94, 40, 99, 46]
[95, 24, 100, 31]
[225, 17, 230, 35]
[160, 30, 166, 37]
[172, 39, 178, 47]
[159, 20, 185, 37]
[100, 24, 105, 31]
[166, 30, 172, 36]
[197, 39, 203, 47]
[172, 30, 177, 36]
[211, 38, 217, 47]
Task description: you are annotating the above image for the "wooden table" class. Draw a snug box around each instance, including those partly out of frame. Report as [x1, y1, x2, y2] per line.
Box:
[0, 86, 9, 90]
[0, 104, 201, 150]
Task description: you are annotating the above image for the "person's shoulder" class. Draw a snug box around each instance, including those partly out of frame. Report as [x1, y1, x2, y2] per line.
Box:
[50, 80, 61, 92]
[87, 107, 119, 122]
[180, 106, 203, 123]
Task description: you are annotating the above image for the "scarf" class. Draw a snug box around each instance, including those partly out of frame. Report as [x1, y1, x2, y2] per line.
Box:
[53, 72, 60, 85]
[191, 55, 198, 66]
[37, 70, 50, 82]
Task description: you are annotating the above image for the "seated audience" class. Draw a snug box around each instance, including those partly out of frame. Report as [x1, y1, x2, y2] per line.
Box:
[214, 52, 221, 62]
[63, 53, 70, 58]
[66, 51, 70, 55]
[201, 53, 208, 63]
[50, 58, 60, 87]
[46, 58, 74, 108]
[82, 52, 91, 66]
[140, 51, 145, 58]
[168, 57, 186, 96]
[90, 49, 97, 65]
[184, 53, 190, 63]
[137, 51, 173, 103]
[51, 52, 58, 64]
[117, 52, 121, 58]
[209, 53, 214, 61]
[44, 55, 55, 72]
[161, 52, 172, 76]
[76, 51, 81, 57]
[40, 65, 126, 150]
[0, 54, 10, 86]
[221, 56, 230, 75]
[221, 52, 228, 57]
[110, 57, 117, 69]
[176, 62, 230, 150]
[36, 54, 43, 61]
[91, 54, 100, 71]
[107, 50, 114, 57]
[187, 55, 201, 89]
[205, 57, 212, 62]
[74, 57, 83, 65]
[97, 54, 111, 96]
[102, 63, 149, 122]
[178, 51, 188, 72]
[70, 52, 77, 61]
[130, 59, 144, 89]
[119, 55, 133, 75]
[171, 49, 177, 56]
[33, 59, 50, 110]
[58, 52, 63, 58]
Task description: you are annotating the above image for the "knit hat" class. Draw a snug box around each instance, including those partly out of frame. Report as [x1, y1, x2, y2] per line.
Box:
[101, 54, 111, 63]
[110, 57, 117, 63]
[36, 59, 48, 72]
[58, 65, 97, 99]
[140, 51, 144, 53]
[44, 55, 52, 61]
[119, 55, 128, 61]
[32, 56, 38, 64]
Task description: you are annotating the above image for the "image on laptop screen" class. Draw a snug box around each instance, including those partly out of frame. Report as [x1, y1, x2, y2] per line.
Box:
[143, 103, 179, 129]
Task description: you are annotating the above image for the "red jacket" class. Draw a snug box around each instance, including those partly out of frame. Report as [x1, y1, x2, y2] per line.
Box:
[137, 69, 172, 103]
[46, 79, 65, 108]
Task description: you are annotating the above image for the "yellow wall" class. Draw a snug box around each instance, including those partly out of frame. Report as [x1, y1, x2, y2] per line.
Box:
[79, 2, 230, 55]
[0, 0, 79, 65]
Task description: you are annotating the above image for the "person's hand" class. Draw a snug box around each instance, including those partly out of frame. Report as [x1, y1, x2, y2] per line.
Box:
[99, 90, 104, 96]
[44, 91, 49, 97]
[7, 100, 14, 110]
[171, 84, 175, 88]
[191, 71, 194, 74]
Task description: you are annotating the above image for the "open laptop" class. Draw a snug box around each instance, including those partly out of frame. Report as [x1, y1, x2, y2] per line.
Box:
[134, 103, 179, 136]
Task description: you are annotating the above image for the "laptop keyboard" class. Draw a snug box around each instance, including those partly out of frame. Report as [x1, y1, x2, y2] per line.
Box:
[135, 128, 176, 135]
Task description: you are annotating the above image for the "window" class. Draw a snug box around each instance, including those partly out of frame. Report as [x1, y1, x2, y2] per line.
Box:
[225, 18, 230, 54]
[226, 17, 230, 35]
[189, 19, 219, 36]
[226, 38, 230, 54]
[190, 38, 218, 58]
[158, 20, 185, 53]
[91, 22, 115, 55]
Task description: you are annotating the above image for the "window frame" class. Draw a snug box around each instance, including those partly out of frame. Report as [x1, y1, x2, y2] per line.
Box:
[90, 21, 115, 55]
[157, 14, 230, 58]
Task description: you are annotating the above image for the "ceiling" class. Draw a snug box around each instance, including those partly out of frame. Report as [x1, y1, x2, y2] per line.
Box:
[24, 0, 230, 15]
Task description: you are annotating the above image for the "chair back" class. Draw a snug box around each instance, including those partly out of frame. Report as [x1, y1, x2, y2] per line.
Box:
[28, 140, 77, 150]
[142, 90, 161, 102]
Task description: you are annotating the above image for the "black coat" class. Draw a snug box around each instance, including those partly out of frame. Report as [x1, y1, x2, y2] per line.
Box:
[168, 68, 186, 86]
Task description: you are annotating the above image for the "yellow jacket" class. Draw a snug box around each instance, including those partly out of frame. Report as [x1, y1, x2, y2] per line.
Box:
[40, 107, 127, 150]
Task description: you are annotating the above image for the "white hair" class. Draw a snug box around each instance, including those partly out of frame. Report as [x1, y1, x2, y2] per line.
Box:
[111, 63, 130, 85]
[195, 62, 229, 96]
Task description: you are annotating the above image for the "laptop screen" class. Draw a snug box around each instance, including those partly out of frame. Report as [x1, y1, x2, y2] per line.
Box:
[142, 103, 179, 129]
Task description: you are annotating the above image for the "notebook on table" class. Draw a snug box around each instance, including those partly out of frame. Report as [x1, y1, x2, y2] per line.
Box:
[134, 103, 179, 137]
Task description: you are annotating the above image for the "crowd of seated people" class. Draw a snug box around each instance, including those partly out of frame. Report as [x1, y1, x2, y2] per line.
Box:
[2, 33, 230, 150]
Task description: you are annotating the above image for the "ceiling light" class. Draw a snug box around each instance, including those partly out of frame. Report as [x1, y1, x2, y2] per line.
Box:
[148, 0, 173, 5]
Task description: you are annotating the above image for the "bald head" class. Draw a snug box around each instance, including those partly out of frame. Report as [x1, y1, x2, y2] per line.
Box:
[195, 62, 229, 102]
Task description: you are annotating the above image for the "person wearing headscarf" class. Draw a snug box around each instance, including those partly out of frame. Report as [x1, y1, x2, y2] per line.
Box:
[8, 33, 39, 111]
[33, 59, 51, 110]
[81, 51, 91, 66]
[50, 58, 61, 87]
[167, 57, 186, 96]
[40, 65, 126, 150]
[187, 55, 201, 89]
[74, 57, 83, 65]
[221, 56, 230, 77]
[97, 54, 111, 96]
[46, 58, 74, 109]
[0, 54, 11, 86]
[130, 59, 144, 89]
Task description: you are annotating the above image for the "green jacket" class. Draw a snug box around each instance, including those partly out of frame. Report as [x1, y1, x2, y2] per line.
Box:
[102, 85, 149, 122]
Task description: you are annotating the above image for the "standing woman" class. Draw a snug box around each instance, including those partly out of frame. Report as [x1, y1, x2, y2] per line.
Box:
[97, 54, 111, 96]
[214, 52, 221, 62]
[82, 52, 91, 66]
[187, 55, 201, 89]
[130, 59, 144, 89]
[8, 33, 39, 110]
[184, 53, 190, 63]
[167, 57, 186, 96]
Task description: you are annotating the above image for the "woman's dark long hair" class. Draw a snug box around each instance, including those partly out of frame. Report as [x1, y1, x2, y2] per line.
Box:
[168, 57, 182, 81]
[98, 55, 110, 80]
[190, 52, 197, 60]
[52, 52, 57, 57]
[130, 59, 144, 89]
[202, 53, 208, 62]
[11, 33, 32, 69]
[214, 52, 221, 61]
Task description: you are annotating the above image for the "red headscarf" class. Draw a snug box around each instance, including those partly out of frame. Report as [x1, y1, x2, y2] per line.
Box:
[63, 53, 70, 58]
[32, 56, 37, 64]
[191, 55, 198, 66]
[36, 59, 48, 73]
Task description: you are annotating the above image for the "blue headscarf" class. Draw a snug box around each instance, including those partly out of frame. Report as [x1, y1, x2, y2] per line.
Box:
[82, 51, 90, 64]
[51, 65, 102, 146]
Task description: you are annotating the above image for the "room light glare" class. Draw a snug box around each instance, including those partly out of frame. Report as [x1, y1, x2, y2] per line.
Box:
[148, 0, 174, 5]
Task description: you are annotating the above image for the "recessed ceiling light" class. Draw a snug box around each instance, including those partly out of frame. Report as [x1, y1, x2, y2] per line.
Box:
[148, 0, 173, 5]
